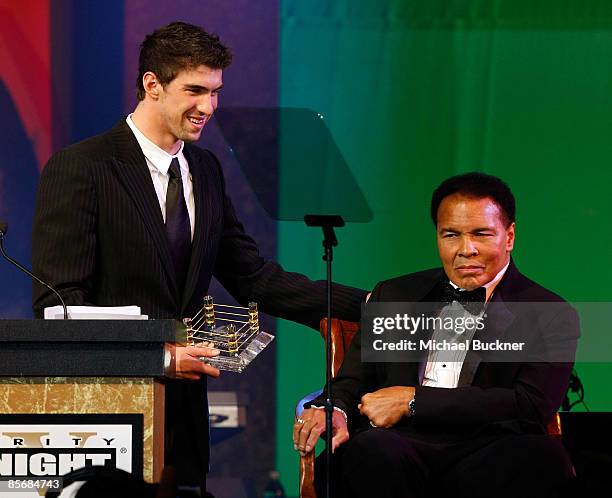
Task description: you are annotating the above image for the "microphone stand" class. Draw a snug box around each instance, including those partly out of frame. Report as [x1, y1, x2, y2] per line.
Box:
[305, 214, 344, 498]
[0, 223, 69, 320]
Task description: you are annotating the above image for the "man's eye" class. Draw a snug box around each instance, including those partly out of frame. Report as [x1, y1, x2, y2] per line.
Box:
[443, 233, 457, 238]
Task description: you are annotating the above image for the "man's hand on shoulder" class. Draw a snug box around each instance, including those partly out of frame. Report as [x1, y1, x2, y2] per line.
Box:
[359, 386, 415, 428]
[165, 343, 221, 380]
[293, 407, 349, 456]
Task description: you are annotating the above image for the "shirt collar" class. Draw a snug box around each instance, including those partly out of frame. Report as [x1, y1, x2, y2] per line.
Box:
[126, 114, 184, 175]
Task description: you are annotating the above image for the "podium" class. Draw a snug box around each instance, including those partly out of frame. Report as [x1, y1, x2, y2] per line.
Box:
[0, 319, 176, 486]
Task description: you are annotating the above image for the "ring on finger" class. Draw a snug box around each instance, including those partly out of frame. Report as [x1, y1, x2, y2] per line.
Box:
[296, 418, 305, 425]
[369, 420, 377, 428]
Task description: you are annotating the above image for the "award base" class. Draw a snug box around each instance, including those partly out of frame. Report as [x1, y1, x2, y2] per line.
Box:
[201, 330, 274, 373]
[184, 296, 274, 373]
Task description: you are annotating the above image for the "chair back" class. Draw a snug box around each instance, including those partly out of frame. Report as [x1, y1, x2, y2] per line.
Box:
[319, 318, 359, 377]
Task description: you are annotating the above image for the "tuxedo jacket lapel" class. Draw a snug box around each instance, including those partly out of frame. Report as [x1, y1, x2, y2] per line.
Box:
[108, 121, 181, 305]
[457, 273, 516, 387]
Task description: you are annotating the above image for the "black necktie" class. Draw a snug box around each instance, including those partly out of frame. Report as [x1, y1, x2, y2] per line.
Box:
[165, 158, 191, 292]
[440, 282, 486, 315]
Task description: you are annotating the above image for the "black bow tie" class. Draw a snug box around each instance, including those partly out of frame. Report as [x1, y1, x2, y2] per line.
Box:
[440, 283, 486, 315]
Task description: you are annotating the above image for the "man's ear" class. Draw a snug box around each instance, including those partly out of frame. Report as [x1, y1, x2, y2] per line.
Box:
[142, 72, 161, 100]
[506, 222, 515, 252]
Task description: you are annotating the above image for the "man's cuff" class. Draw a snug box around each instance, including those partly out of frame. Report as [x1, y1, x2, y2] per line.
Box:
[163, 346, 175, 377]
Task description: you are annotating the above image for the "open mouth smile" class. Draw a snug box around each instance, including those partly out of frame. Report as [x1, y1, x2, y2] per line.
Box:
[187, 116, 206, 127]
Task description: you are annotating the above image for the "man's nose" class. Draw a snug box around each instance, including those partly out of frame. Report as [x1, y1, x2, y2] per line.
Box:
[197, 94, 214, 116]
[458, 236, 478, 257]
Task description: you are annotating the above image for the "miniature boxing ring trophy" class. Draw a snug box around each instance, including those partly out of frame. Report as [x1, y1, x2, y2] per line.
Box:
[183, 296, 274, 372]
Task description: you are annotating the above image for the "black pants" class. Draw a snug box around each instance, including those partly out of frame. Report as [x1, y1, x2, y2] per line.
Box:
[165, 380, 208, 495]
[316, 428, 573, 498]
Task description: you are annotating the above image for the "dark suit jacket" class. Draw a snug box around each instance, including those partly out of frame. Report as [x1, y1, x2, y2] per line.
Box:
[314, 261, 579, 442]
[31, 120, 366, 477]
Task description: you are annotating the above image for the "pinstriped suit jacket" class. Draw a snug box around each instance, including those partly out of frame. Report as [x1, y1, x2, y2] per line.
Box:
[31, 119, 366, 477]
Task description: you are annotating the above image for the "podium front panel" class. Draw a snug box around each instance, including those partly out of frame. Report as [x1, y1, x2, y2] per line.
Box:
[0, 377, 164, 485]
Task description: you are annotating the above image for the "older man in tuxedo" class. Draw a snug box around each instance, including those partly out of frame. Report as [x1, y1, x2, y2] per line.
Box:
[295, 172, 578, 498]
[32, 22, 366, 493]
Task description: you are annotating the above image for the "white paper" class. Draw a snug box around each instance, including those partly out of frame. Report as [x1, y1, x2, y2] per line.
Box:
[43, 305, 147, 320]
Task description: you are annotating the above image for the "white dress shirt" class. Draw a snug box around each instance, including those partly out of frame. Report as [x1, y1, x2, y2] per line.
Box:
[125, 115, 195, 240]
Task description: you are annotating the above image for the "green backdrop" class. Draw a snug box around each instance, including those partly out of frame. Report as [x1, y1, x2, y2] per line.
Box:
[275, 1, 612, 493]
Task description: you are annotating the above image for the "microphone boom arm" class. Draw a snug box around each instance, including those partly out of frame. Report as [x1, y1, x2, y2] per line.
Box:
[0, 223, 69, 320]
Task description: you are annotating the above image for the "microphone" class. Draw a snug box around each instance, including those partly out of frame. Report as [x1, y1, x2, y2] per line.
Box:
[0, 221, 69, 319]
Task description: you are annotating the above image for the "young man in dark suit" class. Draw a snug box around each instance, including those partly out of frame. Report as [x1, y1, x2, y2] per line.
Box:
[32, 22, 366, 492]
[295, 172, 579, 498]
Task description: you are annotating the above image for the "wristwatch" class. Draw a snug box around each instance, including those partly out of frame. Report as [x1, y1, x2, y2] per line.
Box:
[408, 396, 416, 417]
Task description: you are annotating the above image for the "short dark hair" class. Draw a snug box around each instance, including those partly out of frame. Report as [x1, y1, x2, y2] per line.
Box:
[136, 22, 232, 100]
[430, 172, 516, 227]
